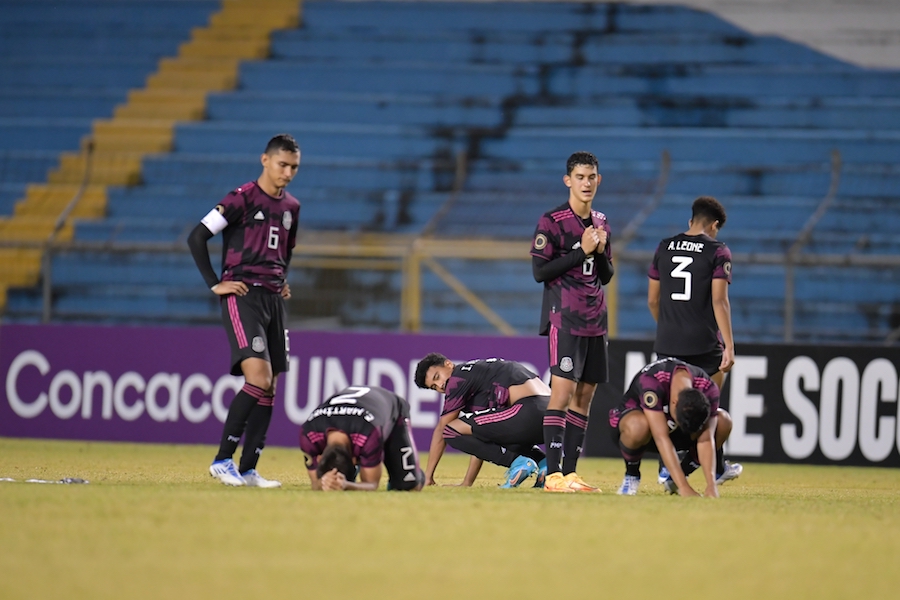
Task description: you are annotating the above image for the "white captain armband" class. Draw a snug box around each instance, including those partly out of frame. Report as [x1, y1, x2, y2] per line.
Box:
[200, 206, 229, 235]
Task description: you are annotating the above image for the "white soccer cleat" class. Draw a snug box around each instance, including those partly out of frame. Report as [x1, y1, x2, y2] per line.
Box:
[617, 475, 640, 496]
[210, 459, 246, 486]
[241, 469, 282, 488]
[716, 461, 743, 485]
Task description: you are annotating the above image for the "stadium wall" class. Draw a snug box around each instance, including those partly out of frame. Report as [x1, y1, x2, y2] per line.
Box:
[2, 324, 899, 468]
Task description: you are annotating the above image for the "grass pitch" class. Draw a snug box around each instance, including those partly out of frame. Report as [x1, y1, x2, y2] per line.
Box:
[1, 438, 898, 600]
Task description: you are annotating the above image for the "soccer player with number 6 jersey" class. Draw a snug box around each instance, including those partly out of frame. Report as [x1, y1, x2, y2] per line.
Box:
[531, 152, 614, 493]
[188, 133, 301, 488]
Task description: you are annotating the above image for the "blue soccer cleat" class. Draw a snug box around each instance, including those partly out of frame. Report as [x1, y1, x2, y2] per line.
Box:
[209, 458, 245, 487]
[617, 474, 640, 496]
[716, 461, 743, 485]
[532, 458, 548, 489]
[500, 455, 538, 488]
[657, 465, 670, 485]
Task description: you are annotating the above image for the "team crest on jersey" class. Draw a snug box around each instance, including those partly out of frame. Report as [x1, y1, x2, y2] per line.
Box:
[534, 233, 547, 250]
[560, 357, 574, 373]
[251, 336, 265, 353]
[642, 391, 659, 408]
[724, 261, 732, 276]
[282, 211, 292, 229]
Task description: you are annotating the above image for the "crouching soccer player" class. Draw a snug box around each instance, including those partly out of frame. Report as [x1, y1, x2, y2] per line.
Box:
[609, 357, 742, 497]
[415, 353, 549, 489]
[299, 385, 424, 492]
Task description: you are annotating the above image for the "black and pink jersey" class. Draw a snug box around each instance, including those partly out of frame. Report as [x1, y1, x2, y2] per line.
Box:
[201, 181, 300, 293]
[299, 386, 404, 469]
[612, 358, 719, 431]
[442, 358, 538, 416]
[649, 233, 732, 355]
[531, 202, 613, 337]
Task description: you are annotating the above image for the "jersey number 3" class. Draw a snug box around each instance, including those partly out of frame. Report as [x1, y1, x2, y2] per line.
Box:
[670, 256, 693, 301]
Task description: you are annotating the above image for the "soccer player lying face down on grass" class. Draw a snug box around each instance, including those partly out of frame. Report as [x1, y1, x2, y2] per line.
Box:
[608, 357, 741, 497]
[414, 353, 550, 489]
[299, 386, 425, 492]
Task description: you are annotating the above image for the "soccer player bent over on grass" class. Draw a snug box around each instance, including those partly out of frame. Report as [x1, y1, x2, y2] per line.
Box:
[647, 196, 741, 488]
[415, 354, 550, 488]
[187, 133, 301, 488]
[531, 151, 613, 493]
[609, 357, 738, 497]
[299, 386, 424, 492]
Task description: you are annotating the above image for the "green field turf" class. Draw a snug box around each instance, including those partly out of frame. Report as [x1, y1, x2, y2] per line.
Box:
[1, 438, 898, 600]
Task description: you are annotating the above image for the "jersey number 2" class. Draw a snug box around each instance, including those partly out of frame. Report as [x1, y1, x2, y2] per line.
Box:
[331, 386, 371, 404]
[670, 256, 693, 301]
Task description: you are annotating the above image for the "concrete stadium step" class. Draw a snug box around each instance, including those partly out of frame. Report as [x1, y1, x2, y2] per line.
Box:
[0, 89, 127, 119]
[548, 64, 900, 98]
[0, 57, 160, 88]
[172, 122, 461, 159]
[205, 92, 504, 128]
[513, 96, 900, 129]
[480, 127, 900, 165]
[0, 119, 93, 152]
[300, 1, 743, 35]
[141, 154, 454, 190]
[237, 60, 541, 96]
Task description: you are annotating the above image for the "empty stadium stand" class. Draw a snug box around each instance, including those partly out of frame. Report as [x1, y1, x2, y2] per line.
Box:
[2, 0, 899, 343]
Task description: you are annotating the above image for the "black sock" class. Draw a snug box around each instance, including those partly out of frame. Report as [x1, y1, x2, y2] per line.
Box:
[238, 394, 274, 473]
[619, 441, 644, 478]
[506, 444, 545, 465]
[445, 429, 515, 468]
[543, 410, 566, 475]
[562, 410, 588, 475]
[214, 384, 264, 462]
[716, 447, 726, 477]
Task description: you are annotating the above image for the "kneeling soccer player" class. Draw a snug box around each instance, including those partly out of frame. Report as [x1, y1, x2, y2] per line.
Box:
[609, 357, 742, 497]
[299, 385, 424, 492]
[415, 353, 549, 489]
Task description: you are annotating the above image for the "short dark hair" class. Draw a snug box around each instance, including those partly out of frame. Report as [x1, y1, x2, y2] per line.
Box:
[692, 196, 727, 228]
[566, 151, 599, 175]
[265, 133, 299, 155]
[414, 352, 449, 389]
[316, 443, 355, 481]
[675, 388, 712, 434]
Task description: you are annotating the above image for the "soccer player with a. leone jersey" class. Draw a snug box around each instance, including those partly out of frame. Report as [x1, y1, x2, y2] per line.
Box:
[188, 133, 301, 489]
[530, 151, 614, 493]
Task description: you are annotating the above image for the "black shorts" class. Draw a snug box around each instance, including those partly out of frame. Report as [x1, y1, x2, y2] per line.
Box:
[608, 406, 696, 457]
[383, 400, 425, 491]
[220, 286, 289, 376]
[548, 326, 608, 383]
[657, 349, 722, 377]
[460, 395, 549, 447]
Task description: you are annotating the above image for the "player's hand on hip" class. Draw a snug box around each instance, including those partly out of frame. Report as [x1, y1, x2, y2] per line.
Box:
[580, 226, 600, 254]
[719, 348, 735, 373]
[281, 284, 291, 299]
[211, 281, 248, 296]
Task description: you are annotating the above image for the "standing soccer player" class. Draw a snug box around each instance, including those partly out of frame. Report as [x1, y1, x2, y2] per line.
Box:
[647, 196, 741, 488]
[531, 151, 614, 493]
[187, 133, 301, 488]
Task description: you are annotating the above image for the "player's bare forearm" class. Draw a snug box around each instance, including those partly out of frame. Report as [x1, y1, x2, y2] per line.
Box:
[424, 425, 447, 485]
[647, 279, 661, 322]
[460, 457, 483, 486]
[712, 280, 735, 372]
[648, 412, 697, 496]
[697, 418, 718, 496]
[307, 469, 322, 491]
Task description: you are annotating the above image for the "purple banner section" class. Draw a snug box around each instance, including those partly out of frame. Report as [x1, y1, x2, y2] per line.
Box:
[0, 324, 548, 453]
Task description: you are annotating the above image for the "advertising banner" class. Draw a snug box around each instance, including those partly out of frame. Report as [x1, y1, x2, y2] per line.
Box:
[0, 324, 547, 454]
[588, 340, 900, 468]
[3, 324, 898, 467]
